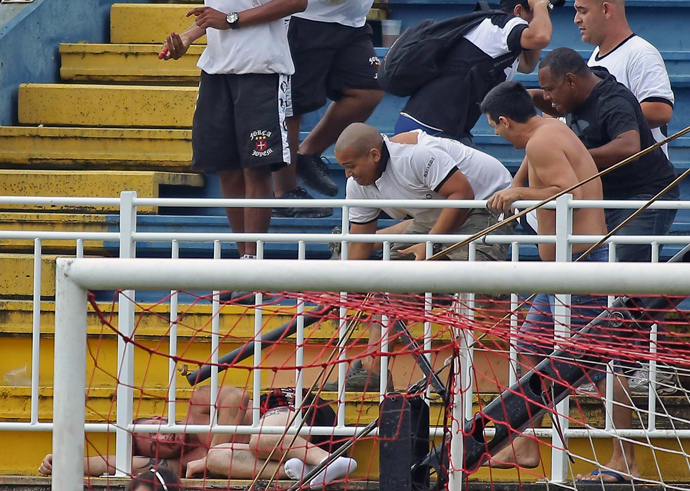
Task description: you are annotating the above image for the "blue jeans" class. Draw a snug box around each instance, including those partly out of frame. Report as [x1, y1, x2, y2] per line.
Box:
[517, 247, 609, 380]
[605, 193, 677, 262]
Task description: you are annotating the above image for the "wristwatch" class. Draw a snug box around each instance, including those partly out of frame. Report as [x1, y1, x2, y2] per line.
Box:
[226, 12, 240, 29]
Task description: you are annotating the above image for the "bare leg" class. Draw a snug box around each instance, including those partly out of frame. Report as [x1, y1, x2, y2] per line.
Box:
[187, 443, 287, 479]
[218, 169, 247, 256]
[361, 319, 383, 375]
[249, 409, 329, 466]
[488, 355, 545, 469]
[242, 166, 274, 256]
[298, 88, 384, 156]
[576, 375, 640, 481]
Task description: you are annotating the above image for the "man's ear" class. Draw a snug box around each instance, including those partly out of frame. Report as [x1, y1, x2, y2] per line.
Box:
[370, 147, 381, 163]
[498, 115, 511, 129]
[565, 72, 577, 88]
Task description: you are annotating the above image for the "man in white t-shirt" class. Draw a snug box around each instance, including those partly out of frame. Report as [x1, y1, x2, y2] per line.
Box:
[323, 122, 514, 391]
[159, 0, 307, 303]
[271, 0, 385, 217]
[574, 0, 674, 156]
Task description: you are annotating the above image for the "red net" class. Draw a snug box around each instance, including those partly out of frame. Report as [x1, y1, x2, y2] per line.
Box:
[79, 289, 690, 489]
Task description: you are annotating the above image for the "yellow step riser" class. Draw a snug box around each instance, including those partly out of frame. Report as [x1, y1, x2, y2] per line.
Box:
[0, 127, 192, 171]
[0, 338, 456, 392]
[18, 84, 197, 128]
[0, 254, 59, 297]
[111, 4, 210, 45]
[0, 213, 111, 253]
[0, 170, 203, 213]
[60, 44, 202, 84]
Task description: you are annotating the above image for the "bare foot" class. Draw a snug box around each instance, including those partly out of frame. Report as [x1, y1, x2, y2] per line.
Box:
[483, 438, 541, 469]
[576, 469, 635, 483]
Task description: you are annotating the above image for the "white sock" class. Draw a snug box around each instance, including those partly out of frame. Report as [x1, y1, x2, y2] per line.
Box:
[240, 254, 256, 260]
[309, 456, 357, 490]
[284, 458, 316, 480]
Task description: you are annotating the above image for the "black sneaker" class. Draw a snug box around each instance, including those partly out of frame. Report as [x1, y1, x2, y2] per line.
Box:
[272, 187, 333, 218]
[297, 154, 339, 197]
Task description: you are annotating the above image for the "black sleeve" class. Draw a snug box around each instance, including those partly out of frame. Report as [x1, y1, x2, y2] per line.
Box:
[507, 23, 528, 53]
[598, 94, 641, 141]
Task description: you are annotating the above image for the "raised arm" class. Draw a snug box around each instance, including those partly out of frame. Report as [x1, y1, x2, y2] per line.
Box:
[517, 0, 552, 73]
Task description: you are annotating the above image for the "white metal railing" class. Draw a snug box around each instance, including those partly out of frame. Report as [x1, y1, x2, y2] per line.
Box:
[1, 192, 689, 487]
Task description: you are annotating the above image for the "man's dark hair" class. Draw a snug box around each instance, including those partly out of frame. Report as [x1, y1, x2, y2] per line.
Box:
[500, 0, 530, 13]
[480, 81, 537, 124]
[539, 47, 591, 80]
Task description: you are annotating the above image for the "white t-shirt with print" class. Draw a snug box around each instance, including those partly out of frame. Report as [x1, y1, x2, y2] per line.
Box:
[347, 131, 512, 227]
[296, 0, 373, 28]
[588, 35, 674, 155]
[198, 0, 294, 75]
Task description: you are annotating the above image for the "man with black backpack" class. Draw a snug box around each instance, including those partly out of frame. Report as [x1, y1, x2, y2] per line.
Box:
[383, 0, 554, 146]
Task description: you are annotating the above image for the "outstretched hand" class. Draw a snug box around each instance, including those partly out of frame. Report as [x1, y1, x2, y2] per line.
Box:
[185, 457, 207, 478]
[38, 454, 52, 476]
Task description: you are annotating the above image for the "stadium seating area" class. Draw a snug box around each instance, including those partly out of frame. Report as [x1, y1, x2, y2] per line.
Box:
[1, 0, 689, 486]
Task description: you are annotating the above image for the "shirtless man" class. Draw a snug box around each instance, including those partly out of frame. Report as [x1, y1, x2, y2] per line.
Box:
[481, 82, 638, 484]
[39, 386, 355, 487]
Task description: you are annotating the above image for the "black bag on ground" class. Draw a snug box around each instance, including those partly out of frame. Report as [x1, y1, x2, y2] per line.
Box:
[377, 5, 504, 97]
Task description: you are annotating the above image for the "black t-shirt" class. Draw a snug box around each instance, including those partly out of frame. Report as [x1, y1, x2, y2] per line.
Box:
[401, 13, 527, 140]
[566, 68, 678, 199]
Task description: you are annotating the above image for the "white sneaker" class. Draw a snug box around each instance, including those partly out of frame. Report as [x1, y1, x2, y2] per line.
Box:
[628, 365, 679, 395]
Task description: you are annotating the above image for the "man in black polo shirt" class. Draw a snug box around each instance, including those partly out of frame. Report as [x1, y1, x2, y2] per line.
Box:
[531, 47, 678, 263]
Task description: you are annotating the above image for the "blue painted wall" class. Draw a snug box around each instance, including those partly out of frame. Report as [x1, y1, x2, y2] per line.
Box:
[0, 0, 146, 125]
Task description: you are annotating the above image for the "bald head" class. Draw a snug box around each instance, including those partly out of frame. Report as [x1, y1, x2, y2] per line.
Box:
[335, 123, 383, 158]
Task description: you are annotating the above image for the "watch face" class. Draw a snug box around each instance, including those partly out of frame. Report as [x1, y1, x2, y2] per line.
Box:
[227, 12, 239, 26]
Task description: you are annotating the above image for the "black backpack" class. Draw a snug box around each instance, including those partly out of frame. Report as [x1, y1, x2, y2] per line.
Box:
[377, 4, 512, 97]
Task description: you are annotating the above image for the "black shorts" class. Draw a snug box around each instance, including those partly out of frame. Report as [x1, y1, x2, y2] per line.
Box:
[191, 71, 291, 173]
[288, 17, 381, 115]
[260, 388, 345, 453]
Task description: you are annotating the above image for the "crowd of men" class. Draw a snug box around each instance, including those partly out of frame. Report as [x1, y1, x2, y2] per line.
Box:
[44, 0, 678, 486]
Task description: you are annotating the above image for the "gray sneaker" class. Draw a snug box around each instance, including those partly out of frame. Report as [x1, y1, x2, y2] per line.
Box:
[323, 360, 394, 393]
[628, 364, 679, 395]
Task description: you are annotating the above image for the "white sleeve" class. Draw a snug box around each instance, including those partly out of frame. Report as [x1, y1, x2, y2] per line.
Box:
[410, 146, 459, 193]
[346, 178, 380, 224]
[627, 50, 674, 105]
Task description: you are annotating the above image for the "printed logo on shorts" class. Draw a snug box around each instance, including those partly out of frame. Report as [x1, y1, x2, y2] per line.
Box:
[250, 130, 273, 157]
[369, 56, 380, 67]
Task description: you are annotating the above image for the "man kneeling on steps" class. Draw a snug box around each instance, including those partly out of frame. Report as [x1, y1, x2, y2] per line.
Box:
[327, 122, 514, 392]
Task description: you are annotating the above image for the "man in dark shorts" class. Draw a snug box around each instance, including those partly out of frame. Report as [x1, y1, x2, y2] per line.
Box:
[158, 1, 307, 302]
[272, 1, 385, 217]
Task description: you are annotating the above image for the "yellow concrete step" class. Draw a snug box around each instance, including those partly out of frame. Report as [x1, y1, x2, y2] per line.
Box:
[0, 127, 192, 171]
[18, 84, 196, 128]
[60, 43, 202, 84]
[0, 254, 60, 297]
[0, 213, 112, 253]
[110, 4, 209, 44]
[0, 170, 203, 212]
[0, 300, 458, 391]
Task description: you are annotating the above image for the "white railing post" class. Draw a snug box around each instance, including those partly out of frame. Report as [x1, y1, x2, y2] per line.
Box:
[31, 238, 43, 424]
[53, 259, 88, 490]
[116, 191, 138, 476]
[551, 194, 573, 482]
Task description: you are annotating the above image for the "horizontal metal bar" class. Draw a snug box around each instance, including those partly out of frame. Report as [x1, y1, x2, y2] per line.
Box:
[59, 257, 690, 295]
